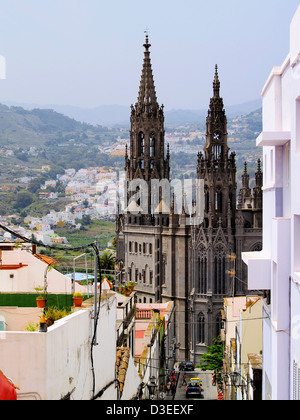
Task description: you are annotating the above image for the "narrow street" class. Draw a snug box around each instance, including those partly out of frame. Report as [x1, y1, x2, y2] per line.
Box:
[165, 370, 219, 401]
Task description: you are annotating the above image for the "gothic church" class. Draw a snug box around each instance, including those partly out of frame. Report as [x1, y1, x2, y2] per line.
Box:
[116, 35, 262, 363]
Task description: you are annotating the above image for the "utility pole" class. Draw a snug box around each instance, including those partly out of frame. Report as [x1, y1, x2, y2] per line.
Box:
[93, 240, 99, 346]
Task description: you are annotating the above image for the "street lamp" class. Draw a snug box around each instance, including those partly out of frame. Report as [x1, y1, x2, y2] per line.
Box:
[230, 371, 241, 387]
[229, 371, 248, 400]
[147, 376, 157, 400]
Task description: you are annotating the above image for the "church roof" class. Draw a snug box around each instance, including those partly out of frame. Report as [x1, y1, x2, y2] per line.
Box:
[125, 200, 143, 214]
[154, 200, 170, 214]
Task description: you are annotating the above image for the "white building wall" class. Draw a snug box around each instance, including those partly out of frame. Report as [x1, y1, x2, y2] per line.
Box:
[0, 245, 85, 295]
[242, 5, 300, 401]
[0, 296, 118, 400]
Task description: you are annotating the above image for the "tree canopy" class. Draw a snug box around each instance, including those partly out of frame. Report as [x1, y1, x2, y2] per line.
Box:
[199, 336, 223, 373]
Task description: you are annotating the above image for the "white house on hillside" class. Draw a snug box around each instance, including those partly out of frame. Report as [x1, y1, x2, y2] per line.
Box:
[242, 5, 300, 400]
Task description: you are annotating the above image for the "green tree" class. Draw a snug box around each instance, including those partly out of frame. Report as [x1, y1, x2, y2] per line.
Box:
[100, 252, 116, 272]
[14, 191, 34, 209]
[199, 336, 223, 375]
[28, 177, 42, 194]
[81, 215, 91, 226]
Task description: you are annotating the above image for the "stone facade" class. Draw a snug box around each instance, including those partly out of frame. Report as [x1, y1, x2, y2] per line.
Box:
[116, 35, 263, 363]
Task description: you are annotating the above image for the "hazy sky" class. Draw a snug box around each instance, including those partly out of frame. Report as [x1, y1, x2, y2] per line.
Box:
[0, 0, 299, 110]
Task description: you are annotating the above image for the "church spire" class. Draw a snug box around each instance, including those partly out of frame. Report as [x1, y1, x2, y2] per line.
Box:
[198, 65, 236, 229]
[213, 64, 220, 98]
[127, 34, 169, 222]
[135, 33, 159, 116]
[204, 65, 229, 162]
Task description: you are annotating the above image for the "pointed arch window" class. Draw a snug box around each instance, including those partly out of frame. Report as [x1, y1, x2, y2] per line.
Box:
[215, 187, 223, 213]
[150, 133, 155, 158]
[205, 186, 209, 213]
[212, 145, 223, 160]
[139, 132, 145, 157]
[198, 312, 205, 344]
[214, 247, 226, 295]
[197, 254, 207, 295]
[130, 262, 135, 283]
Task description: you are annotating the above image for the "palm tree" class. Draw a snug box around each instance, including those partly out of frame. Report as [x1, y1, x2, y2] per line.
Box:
[100, 252, 115, 272]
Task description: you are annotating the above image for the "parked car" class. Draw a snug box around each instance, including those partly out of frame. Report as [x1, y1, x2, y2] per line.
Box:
[186, 378, 202, 398]
[179, 361, 195, 371]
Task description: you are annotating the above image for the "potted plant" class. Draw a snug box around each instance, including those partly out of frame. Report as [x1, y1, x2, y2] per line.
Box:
[128, 282, 136, 292]
[124, 284, 131, 297]
[35, 286, 46, 308]
[73, 292, 83, 307]
[118, 285, 125, 294]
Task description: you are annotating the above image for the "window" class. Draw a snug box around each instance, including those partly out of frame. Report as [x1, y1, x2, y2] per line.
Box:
[149, 243, 153, 255]
[205, 188, 209, 213]
[150, 133, 155, 157]
[214, 255, 226, 295]
[215, 189, 222, 213]
[198, 256, 207, 295]
[139, 132, 145, 157]
[212, 145, 223, 160]
[198, 312, 205, 344]
[143, 269, 146, 284]
[149, 271, 153, 285]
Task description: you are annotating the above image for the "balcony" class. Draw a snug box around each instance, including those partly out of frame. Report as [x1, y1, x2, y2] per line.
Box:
[242, 251, 271, 290]
[256, 131, 290, 147]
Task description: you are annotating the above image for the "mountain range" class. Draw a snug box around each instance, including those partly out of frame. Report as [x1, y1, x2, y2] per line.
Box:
[2, 99, 262, 127]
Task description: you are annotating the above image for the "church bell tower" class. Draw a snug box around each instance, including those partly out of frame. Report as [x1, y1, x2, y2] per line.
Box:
[197, 65, 236, 229]
[125, 34, 170, 220]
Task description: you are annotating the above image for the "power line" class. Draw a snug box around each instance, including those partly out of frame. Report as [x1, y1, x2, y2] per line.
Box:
[119, 316, 269, 325]
[0, 222, 95, 252]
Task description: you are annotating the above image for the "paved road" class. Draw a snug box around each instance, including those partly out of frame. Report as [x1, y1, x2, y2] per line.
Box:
[166, 370, 219, 401]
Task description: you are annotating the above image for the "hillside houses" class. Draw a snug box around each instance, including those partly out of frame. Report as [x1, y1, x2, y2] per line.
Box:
[0, 166, 121, 246]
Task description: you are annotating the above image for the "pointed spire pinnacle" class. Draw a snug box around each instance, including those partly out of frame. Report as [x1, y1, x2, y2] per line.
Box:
[257, 158, 262, 173]
[143, 32, 151, 51]
[255, 158, 263, 188]
[242, 161, 250, 190]
[208, 64, 225, 115]
[135, 33, 158, 115]
[213, 64, 220, 98]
